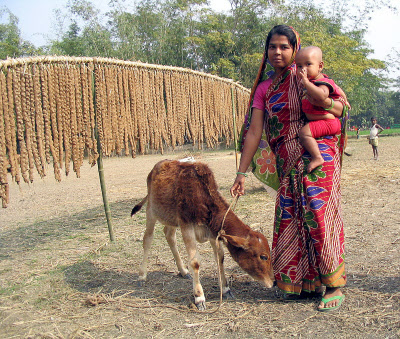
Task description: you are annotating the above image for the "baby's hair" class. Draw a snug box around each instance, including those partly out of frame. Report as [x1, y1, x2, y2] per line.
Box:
[296, 46, 323, 60]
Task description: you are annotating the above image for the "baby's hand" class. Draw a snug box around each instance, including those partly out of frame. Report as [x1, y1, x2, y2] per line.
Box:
[299, 68, 308, 83]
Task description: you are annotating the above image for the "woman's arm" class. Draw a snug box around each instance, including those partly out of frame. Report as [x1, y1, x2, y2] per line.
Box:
[230, 108, 264, 197]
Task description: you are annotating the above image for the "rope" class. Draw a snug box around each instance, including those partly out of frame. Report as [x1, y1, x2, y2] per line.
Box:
[209, 134, 241, 313]
[0, 56, 250, 93]
[206, 193, 239, 314]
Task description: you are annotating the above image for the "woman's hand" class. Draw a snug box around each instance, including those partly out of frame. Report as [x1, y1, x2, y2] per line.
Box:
[230, 174, 246, 197]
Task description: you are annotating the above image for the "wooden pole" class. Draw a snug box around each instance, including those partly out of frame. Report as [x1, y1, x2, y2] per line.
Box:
[92, 68, 115, 242]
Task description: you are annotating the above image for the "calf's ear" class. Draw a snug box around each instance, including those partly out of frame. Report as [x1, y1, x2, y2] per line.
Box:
[220, 234, 249, 250]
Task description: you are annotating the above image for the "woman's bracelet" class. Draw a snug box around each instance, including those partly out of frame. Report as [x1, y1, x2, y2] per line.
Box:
[323, 98, 335, 111]
[236, 171, 248, 177]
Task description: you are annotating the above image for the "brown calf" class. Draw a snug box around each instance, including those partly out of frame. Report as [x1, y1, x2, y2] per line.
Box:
[131, 160, 274, 310]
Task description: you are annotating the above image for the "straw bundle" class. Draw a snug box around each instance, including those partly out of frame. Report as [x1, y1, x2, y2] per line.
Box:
[0, 56, 250, 207]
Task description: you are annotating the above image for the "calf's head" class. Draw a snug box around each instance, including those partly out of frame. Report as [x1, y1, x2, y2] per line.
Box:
[221, 230, 274, 288]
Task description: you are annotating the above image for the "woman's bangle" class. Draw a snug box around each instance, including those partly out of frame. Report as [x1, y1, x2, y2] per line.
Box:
[236, 171, 248, 177]
[323, 98, 335, 111]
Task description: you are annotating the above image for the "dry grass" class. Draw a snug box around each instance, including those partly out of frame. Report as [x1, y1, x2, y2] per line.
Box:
[0, 136, 399, 338]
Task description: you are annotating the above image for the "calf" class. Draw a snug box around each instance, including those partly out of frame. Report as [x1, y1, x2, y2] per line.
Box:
[131, 159, 274, 310]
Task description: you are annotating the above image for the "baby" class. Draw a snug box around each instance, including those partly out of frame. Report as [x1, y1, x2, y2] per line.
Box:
[296, 46, 343, 173]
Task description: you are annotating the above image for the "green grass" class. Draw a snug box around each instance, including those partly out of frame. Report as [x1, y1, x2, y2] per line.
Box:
[347, 128, 400, 136]
[0, 283, 23, 296]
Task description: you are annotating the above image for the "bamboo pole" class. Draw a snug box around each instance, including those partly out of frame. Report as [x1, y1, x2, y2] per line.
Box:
[92, 69, 115, 242]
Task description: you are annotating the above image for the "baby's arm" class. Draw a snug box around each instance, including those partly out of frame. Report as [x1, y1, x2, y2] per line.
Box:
[308, 84, 346, 118]
[299, 69, 330, 102]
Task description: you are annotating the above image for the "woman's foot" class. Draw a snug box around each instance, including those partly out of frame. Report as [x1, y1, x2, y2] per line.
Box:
[318, 287, 344, 311]
[283, 286, 324, 300]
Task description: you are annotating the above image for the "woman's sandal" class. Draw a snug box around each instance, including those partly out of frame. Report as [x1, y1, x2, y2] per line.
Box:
[318, 294, 345, 312]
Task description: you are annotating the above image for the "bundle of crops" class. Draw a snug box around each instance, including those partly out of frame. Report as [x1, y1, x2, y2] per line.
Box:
[0, 56, 250, 207]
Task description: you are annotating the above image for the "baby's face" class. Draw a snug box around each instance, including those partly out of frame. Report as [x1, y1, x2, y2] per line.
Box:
[295, 50, 322, 80]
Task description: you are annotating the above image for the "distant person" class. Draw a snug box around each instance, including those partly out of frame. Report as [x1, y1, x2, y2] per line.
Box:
[369, 117, 384, 160]
[296, 46, 344, 173]
[356, 128, 360, 139]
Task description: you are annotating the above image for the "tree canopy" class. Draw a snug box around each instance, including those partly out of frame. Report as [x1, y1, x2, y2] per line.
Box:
[0, 8, 39, 59]
[1, 0, 399, 127]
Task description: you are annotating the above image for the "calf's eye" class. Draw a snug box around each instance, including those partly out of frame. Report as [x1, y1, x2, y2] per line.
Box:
[260, 255, 269, 261]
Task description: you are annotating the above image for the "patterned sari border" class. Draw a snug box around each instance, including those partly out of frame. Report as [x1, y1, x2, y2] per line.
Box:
[320, 262, 346, 287]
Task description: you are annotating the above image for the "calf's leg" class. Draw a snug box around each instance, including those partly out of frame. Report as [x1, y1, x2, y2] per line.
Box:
[181, 226, 206, 310]
[138, 211, 157, 285]
[163, 226, 190, 278]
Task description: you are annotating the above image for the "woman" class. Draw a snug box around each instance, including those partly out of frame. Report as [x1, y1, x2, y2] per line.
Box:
[231, 25, 348, 311]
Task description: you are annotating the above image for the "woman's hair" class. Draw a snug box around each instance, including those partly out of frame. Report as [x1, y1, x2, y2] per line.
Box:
[265, 25, 298, 52]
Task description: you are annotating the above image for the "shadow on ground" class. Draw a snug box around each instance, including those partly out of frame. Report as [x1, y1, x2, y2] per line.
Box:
[346, 273, 400, 294]
[0, 199, 135, 258]
[62, 259, 286, 308]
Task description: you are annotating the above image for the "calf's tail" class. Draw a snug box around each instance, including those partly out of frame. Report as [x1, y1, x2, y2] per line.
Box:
[131, 195, 148, 216]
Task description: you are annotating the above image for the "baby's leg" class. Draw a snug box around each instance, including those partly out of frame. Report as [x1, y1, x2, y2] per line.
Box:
[299, 123, 324, 173]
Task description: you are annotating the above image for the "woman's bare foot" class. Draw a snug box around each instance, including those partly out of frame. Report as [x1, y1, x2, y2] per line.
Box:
[307, 156, 324, 173]
[318, 287, 343, 310]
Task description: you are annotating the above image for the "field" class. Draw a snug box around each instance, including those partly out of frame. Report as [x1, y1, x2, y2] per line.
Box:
[1, 135, 399, 338]
[347, 128, 400, 137]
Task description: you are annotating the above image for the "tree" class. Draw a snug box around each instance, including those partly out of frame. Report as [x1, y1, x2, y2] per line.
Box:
[48, 0, 114, 57]
[0, 8, 38, 59]
[50, 22, 85, 56]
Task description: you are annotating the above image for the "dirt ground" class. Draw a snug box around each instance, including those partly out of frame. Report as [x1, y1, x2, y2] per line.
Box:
[0, 135, 399, 338]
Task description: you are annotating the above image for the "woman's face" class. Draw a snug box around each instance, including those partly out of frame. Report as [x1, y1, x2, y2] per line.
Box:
[267, 34, 294, 73]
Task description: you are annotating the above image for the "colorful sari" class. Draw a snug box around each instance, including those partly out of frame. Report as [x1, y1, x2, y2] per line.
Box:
[240, 27, 347, 294]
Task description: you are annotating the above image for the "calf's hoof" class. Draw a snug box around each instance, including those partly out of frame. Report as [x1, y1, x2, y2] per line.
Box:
[179, 273, 192, 280]
[195, 300, 207, 311]
[137, 280, 146, 287]
[223, 290, 235, 300]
